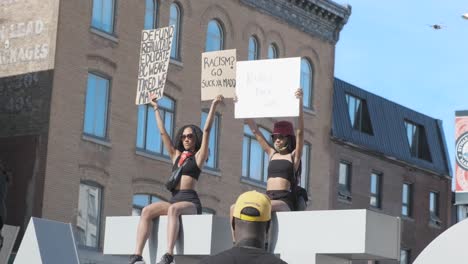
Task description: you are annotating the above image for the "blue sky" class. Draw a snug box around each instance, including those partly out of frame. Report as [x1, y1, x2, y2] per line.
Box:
[335, 0, 468, 184]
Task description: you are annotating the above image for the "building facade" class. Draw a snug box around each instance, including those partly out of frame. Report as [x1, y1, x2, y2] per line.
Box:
[1, 0, 350, 258]
[331, 79, 452, 263]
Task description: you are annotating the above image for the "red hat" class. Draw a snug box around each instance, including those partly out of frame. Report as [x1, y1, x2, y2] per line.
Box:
[272, 121, 294, 136]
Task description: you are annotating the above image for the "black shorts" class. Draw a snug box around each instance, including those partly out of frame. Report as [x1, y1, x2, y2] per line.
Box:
[266, 190, 295, 211]
[170, 189, 202, 214]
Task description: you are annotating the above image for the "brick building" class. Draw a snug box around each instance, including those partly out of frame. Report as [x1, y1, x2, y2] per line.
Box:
[0, 0, 451, 263]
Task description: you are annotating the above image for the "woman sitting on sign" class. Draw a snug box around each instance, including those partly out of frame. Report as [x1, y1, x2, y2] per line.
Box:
[129, 94, 223, 264]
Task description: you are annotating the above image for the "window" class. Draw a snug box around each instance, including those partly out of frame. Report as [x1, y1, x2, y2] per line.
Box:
[202, 208, 216, 215]
[338, 161, 351, 200]
[402, 183, 412, 217]
[205, 20, 223, 52]
[200, 111, 220, 169]
[404, 120, 432, 162]
[91, 0, 115, 34]
[370, 172, 382, 208]
[144, 0, 157, 29]
[242, 125, 271, 184]
[84, 73, 109, 139]
[400, 249, 411, 264]
[301, 58, 314, 109]
[132, 194, 164, 216]
[300, 143, 311, 189]
[136, 96, 175, 156]
[267, 43, 278, 59]
[169, 3, 181, 59]
[429, 191, 441, 225]
[248, 36, 259, 60]
[345, 94, 373, 135]
[76, 182, 102, 248]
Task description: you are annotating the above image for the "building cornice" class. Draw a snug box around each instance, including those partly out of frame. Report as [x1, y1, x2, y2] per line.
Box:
[240, 0, 351, 44]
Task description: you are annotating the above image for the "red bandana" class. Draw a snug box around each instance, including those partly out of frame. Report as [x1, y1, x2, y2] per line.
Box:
[178, 151, 194, 167]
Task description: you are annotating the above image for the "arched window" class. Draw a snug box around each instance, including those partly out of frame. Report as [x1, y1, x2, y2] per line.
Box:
[144, 0, 157, 29]
[267, 43, 278, 59]
[136, 95, 175, 157]
[248, 36, 259, 60]
[300, 58, 313, 109]
[169, 3, 181, 59]
[132, 194, 165, 216]
[76, 181, 103, 248]
[242, 124, 271, 184]
[205, 20, 223, 52]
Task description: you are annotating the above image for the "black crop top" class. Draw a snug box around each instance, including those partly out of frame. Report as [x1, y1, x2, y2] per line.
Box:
[267, 154, 295, 183]
[172, 155, 201, 180]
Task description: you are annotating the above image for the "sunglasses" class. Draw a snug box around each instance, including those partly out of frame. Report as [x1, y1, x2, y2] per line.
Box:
[181, 133, 194, 140]
[271, 134, 286, 141]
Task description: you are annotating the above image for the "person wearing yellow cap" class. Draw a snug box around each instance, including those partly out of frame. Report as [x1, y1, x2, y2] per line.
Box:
[198, 191, 287, 264]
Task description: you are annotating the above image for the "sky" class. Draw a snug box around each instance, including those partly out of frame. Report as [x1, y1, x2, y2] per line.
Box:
[334, 0, 468, 185]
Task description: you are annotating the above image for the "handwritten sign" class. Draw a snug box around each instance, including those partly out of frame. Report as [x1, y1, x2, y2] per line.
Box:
[235, 57, 300, 118]
[135, 25, 174, 105]
[201, 49, 236, 100]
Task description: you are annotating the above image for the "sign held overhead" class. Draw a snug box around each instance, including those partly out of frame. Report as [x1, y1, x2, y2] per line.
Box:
[201, 49, 236, 100]
[135, 25, 174, 105]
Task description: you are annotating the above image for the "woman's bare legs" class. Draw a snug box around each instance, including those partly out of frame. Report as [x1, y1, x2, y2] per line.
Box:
[134, 201, 171, 255]
[166, 201, 197, 255]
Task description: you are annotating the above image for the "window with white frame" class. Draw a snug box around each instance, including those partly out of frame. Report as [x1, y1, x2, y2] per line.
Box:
[205, 20, 223, 52]
[83, 73, 109, 139]
[370, 172, 382, 208]
[136, 96, 175, 157]
[200, 111, 220, 169]
[248, 36, 259, 60]
[132, 194, 164, 216]
[91, 0, 115, 34]
[267, 43, 278, 59]
[402, 183, 412, 217]
[144, 0, 157, 29]
[169, 3, 181, 59]
[76, 182, 102, 248]
[301, 58, 314, 109]
[242, 125, 271, 184]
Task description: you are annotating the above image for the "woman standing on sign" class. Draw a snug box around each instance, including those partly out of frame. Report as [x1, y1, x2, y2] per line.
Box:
[129, 94, 224, 264]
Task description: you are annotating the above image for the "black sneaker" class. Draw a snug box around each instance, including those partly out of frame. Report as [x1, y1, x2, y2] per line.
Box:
[156, 253, 174, 264]
[129, 254, 145, 264]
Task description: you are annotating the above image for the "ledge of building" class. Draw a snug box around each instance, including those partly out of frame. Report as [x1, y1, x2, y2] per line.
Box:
[240, 0, 351, 44]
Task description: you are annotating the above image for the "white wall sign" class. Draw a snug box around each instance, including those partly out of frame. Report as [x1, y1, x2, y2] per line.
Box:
[201, 49, 236, 100]
[135, 26, 174, 105]
[235, 58, 300, 118]
[14, 217, 79, 264]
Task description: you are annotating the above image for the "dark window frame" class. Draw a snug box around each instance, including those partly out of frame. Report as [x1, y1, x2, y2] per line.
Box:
[345, 93, 374, 135]
[370, 171, 382, 209]
[402, 182, 413, 217]
[338, 161, 352, 201]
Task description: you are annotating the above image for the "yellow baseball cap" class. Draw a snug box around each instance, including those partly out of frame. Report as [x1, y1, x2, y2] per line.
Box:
[233, 191, 271, 222]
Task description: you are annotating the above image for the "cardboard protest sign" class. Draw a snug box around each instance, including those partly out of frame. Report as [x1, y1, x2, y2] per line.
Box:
[235, 57, 300, 118]
[201, 49, 236, 100]
[135, 25, 174, 105]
